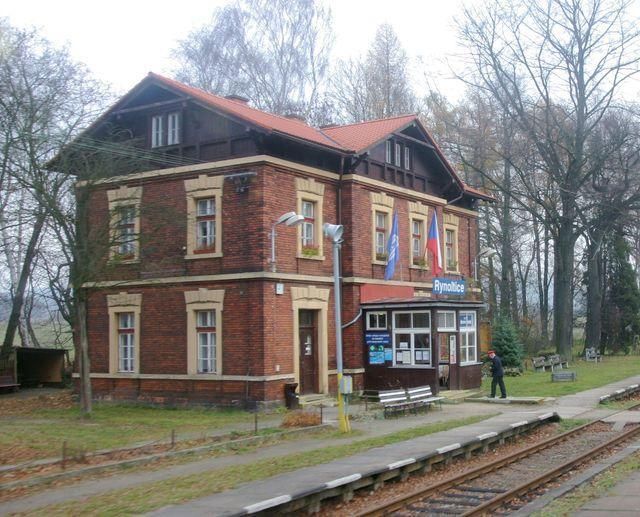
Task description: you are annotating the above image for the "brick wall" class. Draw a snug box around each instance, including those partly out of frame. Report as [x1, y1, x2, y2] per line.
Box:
[83, 159, 479, 405]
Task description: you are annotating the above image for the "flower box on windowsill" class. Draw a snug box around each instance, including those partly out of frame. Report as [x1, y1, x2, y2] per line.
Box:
[375, 252, 388, 262]
[301, 245, 320, 257]
[412, 257, 427, 268]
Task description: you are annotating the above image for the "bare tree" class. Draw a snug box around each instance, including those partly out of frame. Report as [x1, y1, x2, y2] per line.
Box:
[458, 0, 640, 358]
[0, 21, 104, 362]
[173, 0, 333, 123]
[332, 24, 418, 123]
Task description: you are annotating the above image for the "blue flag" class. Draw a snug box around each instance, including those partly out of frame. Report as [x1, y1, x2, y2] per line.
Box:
[384, 211, 399, 280]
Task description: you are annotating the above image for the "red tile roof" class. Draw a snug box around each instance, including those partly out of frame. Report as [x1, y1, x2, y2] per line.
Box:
[149, 73, 345, 151]
[116, 74, 491, 202]
[463, 184, 496, 201]
[321, 114, 417, 153]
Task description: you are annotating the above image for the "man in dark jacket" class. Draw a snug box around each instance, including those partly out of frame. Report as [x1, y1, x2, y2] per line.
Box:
[488, 350, 507, 398]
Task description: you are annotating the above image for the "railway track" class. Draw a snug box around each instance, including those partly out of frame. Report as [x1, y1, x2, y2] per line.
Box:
[357, 421, 640, 516]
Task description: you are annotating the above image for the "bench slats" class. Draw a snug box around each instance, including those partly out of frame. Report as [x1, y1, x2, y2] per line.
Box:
[377, 385, 443, 417]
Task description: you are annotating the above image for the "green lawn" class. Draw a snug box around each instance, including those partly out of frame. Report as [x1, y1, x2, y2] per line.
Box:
[0, 403, 272, 464]
[25, 415, 492, 517]
[481, 355, 640, 398]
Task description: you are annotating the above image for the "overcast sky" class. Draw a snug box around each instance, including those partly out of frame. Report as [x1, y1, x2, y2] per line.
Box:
[3, 0, 473, 98]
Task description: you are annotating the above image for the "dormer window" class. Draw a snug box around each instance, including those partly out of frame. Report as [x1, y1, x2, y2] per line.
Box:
[168, 112, 180, 145]
[151, 112, 181, 148]
[394, 143, 402, 167]
[404, 146, 411, 170]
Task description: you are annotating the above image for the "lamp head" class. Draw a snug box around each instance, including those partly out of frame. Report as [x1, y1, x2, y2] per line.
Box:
[285, 214, 305, 226]
[323, 223, 344, 243]
[276, 211, 298, 225]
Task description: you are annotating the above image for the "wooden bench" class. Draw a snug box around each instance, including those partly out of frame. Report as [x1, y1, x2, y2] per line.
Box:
[585, 347, 601, 362]
[532, 356, 548, 372]
[378, 386, 444, 418]
[378, 389, 411, 418]
[552, 371, 577, 382]
[547, 354, 569, 371]
[406, 385, 444, 411]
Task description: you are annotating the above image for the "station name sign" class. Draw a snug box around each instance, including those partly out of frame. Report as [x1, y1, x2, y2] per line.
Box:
[433, 278, 466, 295]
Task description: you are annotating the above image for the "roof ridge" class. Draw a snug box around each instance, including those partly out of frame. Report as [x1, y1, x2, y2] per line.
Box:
[149, 72, 322, 130]
[323, 113, 417, 131]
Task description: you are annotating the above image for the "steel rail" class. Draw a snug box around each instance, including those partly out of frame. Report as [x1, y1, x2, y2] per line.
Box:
[463, 424, 640, 516]
[357, 422, 638, 517]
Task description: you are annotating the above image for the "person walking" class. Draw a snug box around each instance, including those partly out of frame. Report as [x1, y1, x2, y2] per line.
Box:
[488, 350, 507, 398]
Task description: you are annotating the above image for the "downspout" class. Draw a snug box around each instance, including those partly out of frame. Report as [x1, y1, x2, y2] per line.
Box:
[343, 308, 362, 329]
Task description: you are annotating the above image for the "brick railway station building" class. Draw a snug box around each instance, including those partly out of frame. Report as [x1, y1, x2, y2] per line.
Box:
[70, 73, 493, 406]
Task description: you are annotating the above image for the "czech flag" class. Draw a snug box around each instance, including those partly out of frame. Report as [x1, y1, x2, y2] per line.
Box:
[426, 211, 443, 275]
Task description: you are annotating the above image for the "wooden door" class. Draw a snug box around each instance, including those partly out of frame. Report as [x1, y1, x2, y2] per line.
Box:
[299, 310, 318, 394]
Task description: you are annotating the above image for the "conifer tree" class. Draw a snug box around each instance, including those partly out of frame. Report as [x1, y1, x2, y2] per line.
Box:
[491, 315, 523, 368]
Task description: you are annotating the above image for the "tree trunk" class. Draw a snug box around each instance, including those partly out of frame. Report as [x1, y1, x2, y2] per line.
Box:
[553, 217, 577, 359]
[585, 229, 604, 351]
[76, 292, 92, 417]
[1, 210, 46, 359]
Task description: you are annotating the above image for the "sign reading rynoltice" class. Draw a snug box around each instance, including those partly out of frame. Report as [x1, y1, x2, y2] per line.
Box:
[433, 278, 466, 295]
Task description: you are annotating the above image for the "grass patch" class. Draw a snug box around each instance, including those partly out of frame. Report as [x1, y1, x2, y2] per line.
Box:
[0, 403, 275, 463]
[481, 356, 640, 398]
[557, 418, 589, 433]
[25, 414, 494, 516]
[532, 451, 640, 516]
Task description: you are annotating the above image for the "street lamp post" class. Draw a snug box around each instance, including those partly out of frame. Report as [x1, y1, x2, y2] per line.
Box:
[323, 222, 350, 433]
[270, 211, 305, 272]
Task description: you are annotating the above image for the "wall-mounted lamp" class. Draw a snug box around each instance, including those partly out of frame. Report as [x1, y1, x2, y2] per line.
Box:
[474, 247, 497, 281]
[224, 171, 257, 193]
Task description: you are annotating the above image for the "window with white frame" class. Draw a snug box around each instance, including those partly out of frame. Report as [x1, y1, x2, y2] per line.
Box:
[375, 211, 387, 258]
[301, 200, 315, 248]
[367, 312, 387, 331]
[404, 146, 411, 170]
[184, 175, 223, 259]
[411, 219, 424, 265]
[385, 140, 392, 163]
[151, 115, 163, 148]
[116, 206, 136, 257]
[167, 112, 181, 145]
[118, 312, 135, 372]
[459, 311, 477, 363]
[394, 142, 402, 167]
[393, 311, 431, 366]
[445, 228, 457, 270]
[437, 310, 456, 331]
[196, 198, 216, 251]
[196, 310, 216, 373]
[151, 112, 181, 148]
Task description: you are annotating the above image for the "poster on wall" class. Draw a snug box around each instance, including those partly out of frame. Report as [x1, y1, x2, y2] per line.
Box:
[368, 344, 385, 365]
[365, 333, 390, 365]
[449, 335, 457, 364]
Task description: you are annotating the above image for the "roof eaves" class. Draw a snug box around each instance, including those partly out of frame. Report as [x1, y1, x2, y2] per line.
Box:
[270, 130, 353, 154]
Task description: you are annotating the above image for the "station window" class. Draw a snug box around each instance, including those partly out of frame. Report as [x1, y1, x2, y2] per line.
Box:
[392, 311, 431, 366]
[459, 311, 477, 364]
[437, 311, 456, 331]
[196, 310, 217, 373]
[394, 142, 402, 167]
[117, 312, 135, 373]
[151, 111, 181, 148]
[367, 312, 387, 331]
